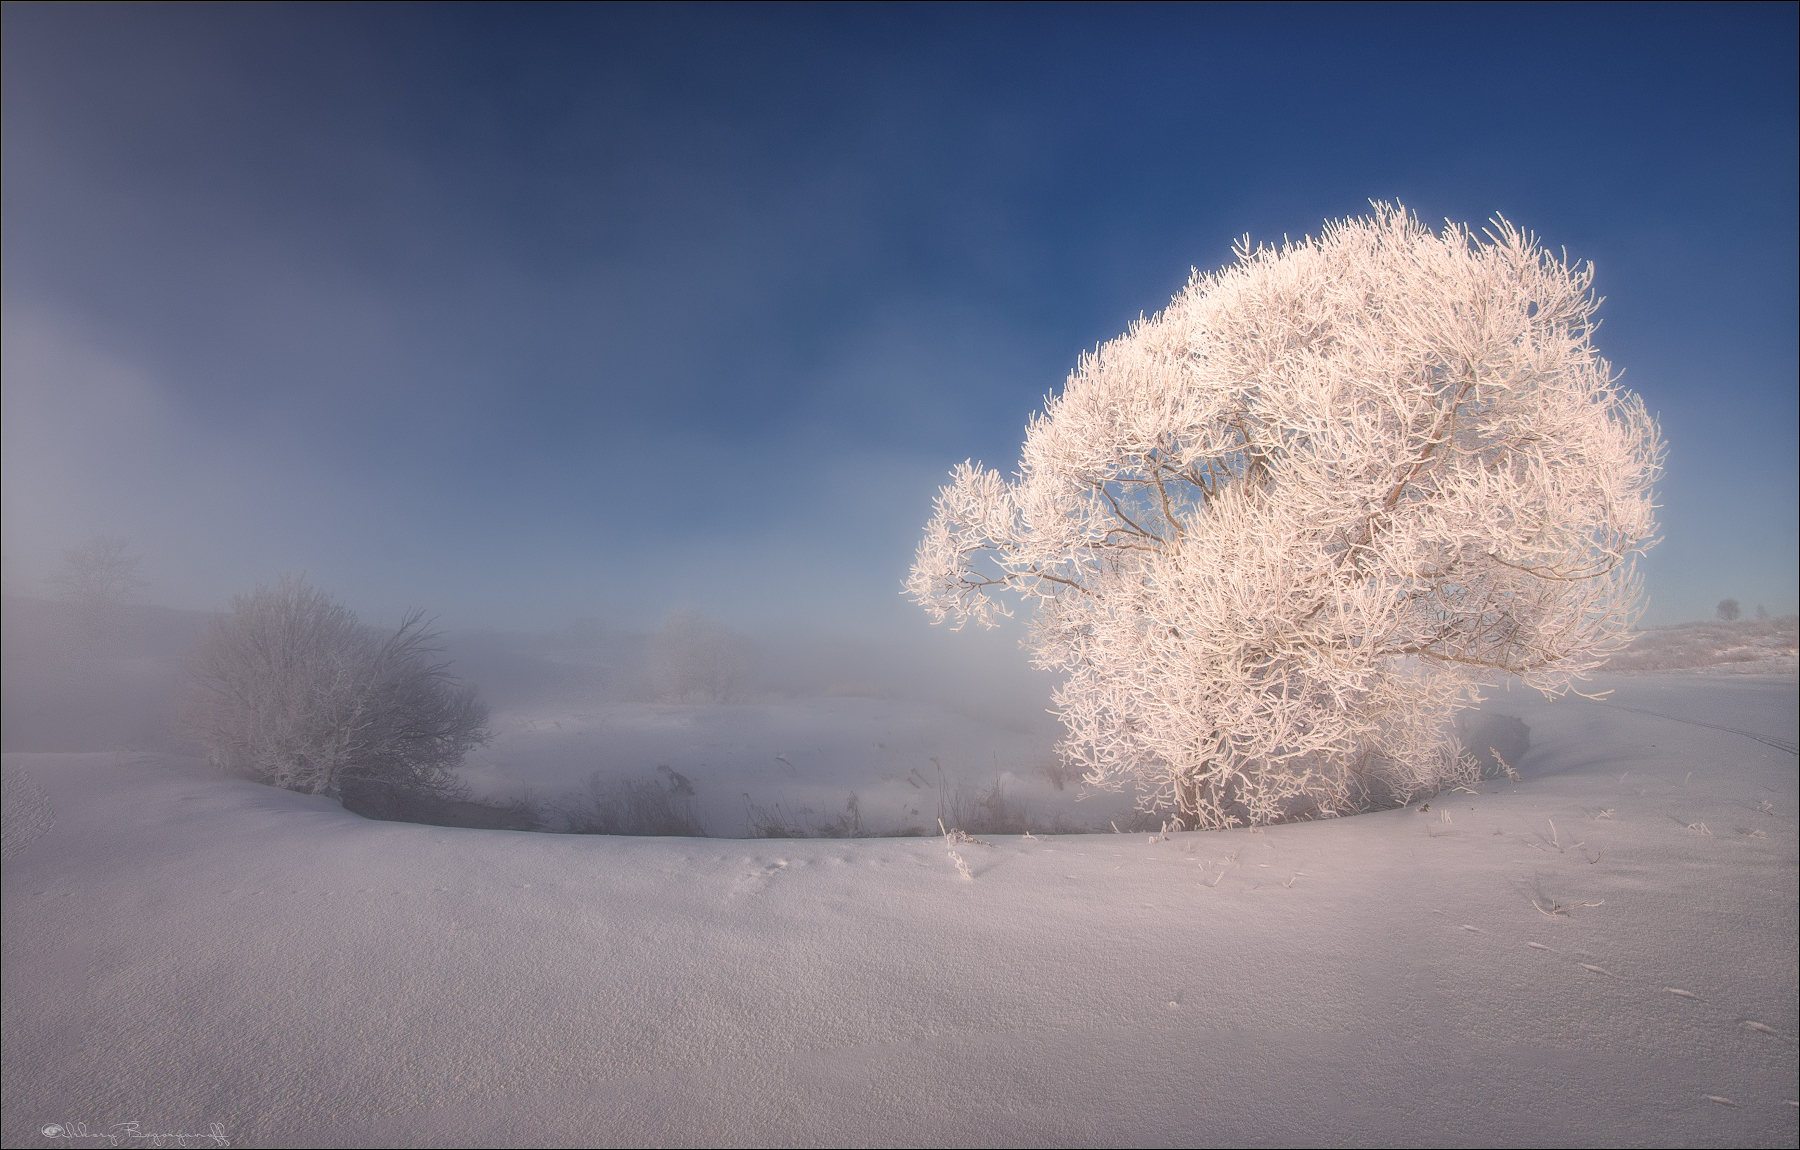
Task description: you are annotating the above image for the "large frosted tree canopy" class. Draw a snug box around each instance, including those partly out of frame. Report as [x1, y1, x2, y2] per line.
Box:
[909, 205, 1664, 828]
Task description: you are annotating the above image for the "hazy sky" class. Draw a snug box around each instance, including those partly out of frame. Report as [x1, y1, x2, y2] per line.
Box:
[4, 3, 1795, 632]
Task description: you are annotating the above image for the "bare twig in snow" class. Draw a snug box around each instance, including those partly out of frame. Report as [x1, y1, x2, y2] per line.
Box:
[1535, 898, 1605, 917]
[1743, 1021, 1794, 1041]
[1491, 748, 1523, 783]
[1533, 818, 1584, 853]
[939, 817, 986, 879]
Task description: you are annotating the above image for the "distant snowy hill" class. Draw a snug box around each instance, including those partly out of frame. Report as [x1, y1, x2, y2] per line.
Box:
[1606, 616, 1798, 676]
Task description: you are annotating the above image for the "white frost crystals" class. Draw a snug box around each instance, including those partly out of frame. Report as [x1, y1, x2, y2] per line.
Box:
[908, 205, 1663, 829]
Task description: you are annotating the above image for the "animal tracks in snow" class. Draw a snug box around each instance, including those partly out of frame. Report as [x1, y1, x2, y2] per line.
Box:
[732, 857, 793, 892]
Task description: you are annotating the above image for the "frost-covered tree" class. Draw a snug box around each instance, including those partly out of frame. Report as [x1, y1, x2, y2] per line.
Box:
[184, 575, 490, 800]
[649, 608, 752, 703]
[49, 536, 147, 608]
[1716, 598, 1741, 622]
[908, 205, 1663, 828]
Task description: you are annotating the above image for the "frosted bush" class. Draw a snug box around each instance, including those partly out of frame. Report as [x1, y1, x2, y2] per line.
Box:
[184, 575, 490, 800]
[909, 204, 1663, 828]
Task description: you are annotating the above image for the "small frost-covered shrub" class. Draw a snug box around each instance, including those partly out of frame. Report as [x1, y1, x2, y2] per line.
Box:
[909, 205, 1663, 829]
[184, 575, 491, 801]
[1453, 712, 1531, 780]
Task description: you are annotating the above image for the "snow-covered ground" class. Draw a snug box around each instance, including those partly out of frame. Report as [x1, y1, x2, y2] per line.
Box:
[4, 671, 1795, 1147]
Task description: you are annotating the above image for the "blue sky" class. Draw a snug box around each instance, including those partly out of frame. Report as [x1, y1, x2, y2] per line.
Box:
[3, 3, 1794, 632]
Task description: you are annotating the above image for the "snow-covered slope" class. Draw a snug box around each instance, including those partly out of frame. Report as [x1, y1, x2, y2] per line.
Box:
[4, 673, 1794, 1147]
[1605, 616, 1798, 677]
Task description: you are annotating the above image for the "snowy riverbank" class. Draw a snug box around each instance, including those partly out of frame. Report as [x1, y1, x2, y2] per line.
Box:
[3, 673, 1794, 1147]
